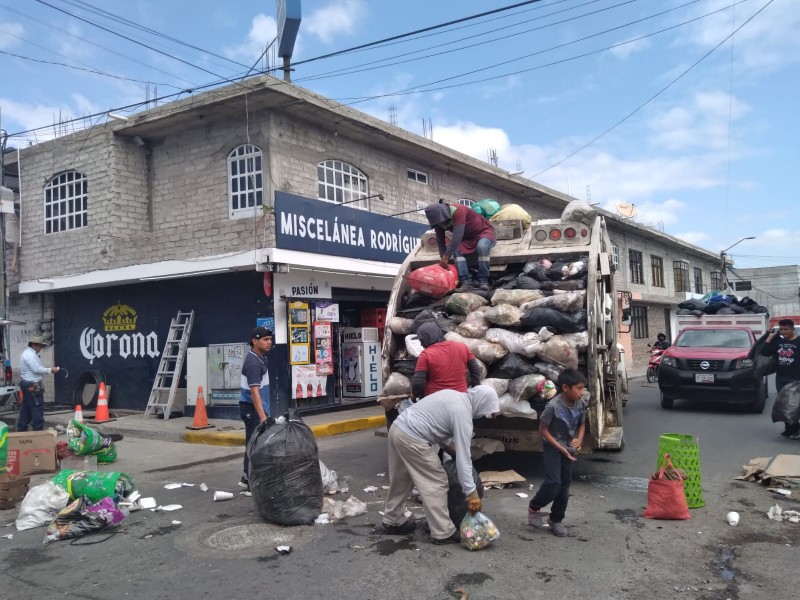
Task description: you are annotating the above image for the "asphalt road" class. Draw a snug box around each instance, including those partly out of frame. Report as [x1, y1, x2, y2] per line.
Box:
[2, 379, 799, 600]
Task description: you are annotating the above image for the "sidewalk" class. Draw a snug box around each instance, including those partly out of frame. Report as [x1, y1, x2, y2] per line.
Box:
[40, 404, 387, 446]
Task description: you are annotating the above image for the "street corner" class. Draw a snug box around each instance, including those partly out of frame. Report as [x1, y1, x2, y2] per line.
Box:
[181, 429, 246, 446]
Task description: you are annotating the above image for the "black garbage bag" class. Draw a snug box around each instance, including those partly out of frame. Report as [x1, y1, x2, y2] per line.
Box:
[551, 279, 585, 291]
[520, 307, 587, 333]
[392, 359, 418, 378]
[728, 304, 745, 314]
[735, 296, 757, 310]
[248, 410, 323, 526]
[547, 261, 587, 281]
[749, 332, 778, 378]
[442, 458, 484, 529]
[676, 309, 695, 315]
[703, 302, 727, 315]
[412, 306, 450, 333]
[515, 275, 542, 290]
[488, 352, 538, 379]
[402, 290, 437, 309]
[771, 381, 800, 425]
[495, 274, 518, 289]
[750, 305, 769, 315]
[525, 264, 550, 282]
[678, 299, 707, 311]
[716, 307, 734, 315]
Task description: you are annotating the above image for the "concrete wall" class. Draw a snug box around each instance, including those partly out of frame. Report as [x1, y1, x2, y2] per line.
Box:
[727, 265, 800, 317]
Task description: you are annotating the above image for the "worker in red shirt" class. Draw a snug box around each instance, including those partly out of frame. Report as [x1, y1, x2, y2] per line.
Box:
[425, 201, 496, 291]
[411, 323, 482, 398]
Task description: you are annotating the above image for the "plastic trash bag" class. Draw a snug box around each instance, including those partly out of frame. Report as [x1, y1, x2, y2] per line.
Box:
[474, 358, 488, 381]
[445, 332, 508, 364]
[411, 306, 448, 333]
[322, 496, 368, 520]
[473, 198, 501, 218]
[66, 419, 117, 464]
[388, 317, 415, 335]
[534, 361, 563, 382]
[44, 496, 125, 544]
[442, 457, 484, 529]
[749, 332, 778, 378]
[561, 331, 589, 350]
[320, 460, 339, 494]
[481, 378, 510, 396]
[520, 307, 587, 333]
[508, 374, 546, 403]
[524, 291, 586, 314]
[561, 199, 597, 225]
[15, 482, 70, 531]
[498, 393, 537, 419]
[487, 353, 538, 379]
[482, 304, 523, 327]
[456, 311, 489, 338]
[485, 328, 541, 358]
[491, 289, 546, 307]
[405, 334, 424, 358]
[538, 335, 579, 370]
[459, 511, 501, 551]
[537, 379, 557, 400]
[248, 410, 323, 526]
[51, 470, 135, 503]
[643, 455, 690, 520]
[547, 261, 586, 281]
[551, 279, 585, 291]
[406, 264, 459, 298]
[383, 372, 412, 396]
[490, 204, 532, 229]
[392, 359, 417, 378]
[771, 381, 800, 425]
[523, 263, 550, 282]
[446, 293, 489, 316]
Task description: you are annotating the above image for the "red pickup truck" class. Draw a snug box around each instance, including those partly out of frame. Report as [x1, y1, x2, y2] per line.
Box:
[657, 325, 766, 413]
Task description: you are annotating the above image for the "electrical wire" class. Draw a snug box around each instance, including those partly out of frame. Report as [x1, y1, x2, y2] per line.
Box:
[728, 265, 800, 301]
[530, 0, 773, 177]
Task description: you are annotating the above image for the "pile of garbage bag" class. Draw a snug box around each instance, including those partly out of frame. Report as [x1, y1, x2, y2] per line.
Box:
[384, 248, 591, 419]
[676, 294, 768, 317]
[66, 419, 118, 464]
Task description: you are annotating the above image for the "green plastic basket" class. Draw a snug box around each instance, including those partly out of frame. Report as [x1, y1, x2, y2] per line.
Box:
[657, 433, 705, 509]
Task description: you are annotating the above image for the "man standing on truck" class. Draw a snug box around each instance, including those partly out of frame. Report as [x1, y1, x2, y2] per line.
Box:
[411, 322, 482, 399]
[424, 201, 496, 291]
[761, 319, 800, 438]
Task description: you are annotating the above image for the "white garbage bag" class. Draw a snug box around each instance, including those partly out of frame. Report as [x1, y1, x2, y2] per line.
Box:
[445, 331, 508, 364]
[15, 482, 70, 531]
[498, 393, 537, 419]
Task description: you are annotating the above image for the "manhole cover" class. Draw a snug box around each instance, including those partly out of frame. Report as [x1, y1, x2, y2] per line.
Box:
[205, 524, 298, 551]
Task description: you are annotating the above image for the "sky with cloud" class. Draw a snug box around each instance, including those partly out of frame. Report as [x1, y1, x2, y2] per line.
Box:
[0, 0, 797, 268]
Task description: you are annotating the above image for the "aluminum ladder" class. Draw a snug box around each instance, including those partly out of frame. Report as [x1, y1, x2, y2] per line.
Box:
[144, 310, 195, 420]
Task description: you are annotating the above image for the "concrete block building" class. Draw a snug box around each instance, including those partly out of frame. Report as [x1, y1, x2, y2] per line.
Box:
[2, 75, 723, 413]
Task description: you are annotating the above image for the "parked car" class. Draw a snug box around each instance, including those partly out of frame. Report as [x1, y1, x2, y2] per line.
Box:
[658, 326, 766, 412]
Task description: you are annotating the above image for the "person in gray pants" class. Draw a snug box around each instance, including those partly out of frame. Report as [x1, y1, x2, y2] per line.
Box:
[377, 385, 499, 544]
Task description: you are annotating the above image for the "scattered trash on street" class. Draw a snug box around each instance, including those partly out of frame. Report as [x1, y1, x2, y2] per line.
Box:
[726, 511, 740, 526]
[164, 483, 195, 490]
[199, 483, 209, 492]
[2, 534, 13, 540]
[479, 470, 525, 489]
[768, 504, 800, 523]
[363, 486, 379, 493]
[213, 491, 233, 502]
[152, 504, 182, 512]
[315, 513, 330, 525]
[737, 455, 800, 488]
[44, 496, 125, 544]
[322, 496, 368, 520]
[767, 488, 792, 497]
[376, 473, 386, 477]
[515, 493, 529, 498]
[275, 545, 292, 555]
[320, 460, 340, 494]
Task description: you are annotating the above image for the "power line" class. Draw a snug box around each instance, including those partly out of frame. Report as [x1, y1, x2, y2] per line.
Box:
[531, 0, 773, 178]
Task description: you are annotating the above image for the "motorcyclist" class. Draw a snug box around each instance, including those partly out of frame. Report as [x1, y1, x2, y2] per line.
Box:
[652, 333, 671, 351]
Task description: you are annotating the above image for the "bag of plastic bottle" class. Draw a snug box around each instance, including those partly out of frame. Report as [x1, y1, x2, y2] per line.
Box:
[459, 511, 501, 551]
[406, 264, 459, 298]
[51, 470, 135, 503]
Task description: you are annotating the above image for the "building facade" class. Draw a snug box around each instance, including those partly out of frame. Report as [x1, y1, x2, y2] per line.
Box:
[3, 75, 722, 413]
[725, 265, 800, 320]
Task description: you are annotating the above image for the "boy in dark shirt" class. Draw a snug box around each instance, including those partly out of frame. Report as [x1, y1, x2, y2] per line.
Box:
[761, 319, 800, 438]
[527, 369, 587, 537]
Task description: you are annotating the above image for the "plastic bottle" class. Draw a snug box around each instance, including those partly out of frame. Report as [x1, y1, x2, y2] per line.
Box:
[307, 381, 313, 398]
[295, 381, 303, 399]
[316, 382, 323, 397]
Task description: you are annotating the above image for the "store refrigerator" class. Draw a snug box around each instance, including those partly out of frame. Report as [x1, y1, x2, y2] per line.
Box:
[341, 327, 382, 399]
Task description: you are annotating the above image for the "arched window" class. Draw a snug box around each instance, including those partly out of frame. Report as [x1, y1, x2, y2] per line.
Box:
[228, 144, 263, 218]
[44, 170, 88, 234]
[317, 160, 369, 210]
[455, 198, 474, 208]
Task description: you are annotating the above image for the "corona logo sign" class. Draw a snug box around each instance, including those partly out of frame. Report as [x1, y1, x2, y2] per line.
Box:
[79, 302, 159, 365]
[102, 303, 138, 332]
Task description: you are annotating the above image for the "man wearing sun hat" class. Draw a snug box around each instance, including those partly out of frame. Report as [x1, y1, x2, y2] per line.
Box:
[238, 326, 273, 493]
[18, 334, 60, 432]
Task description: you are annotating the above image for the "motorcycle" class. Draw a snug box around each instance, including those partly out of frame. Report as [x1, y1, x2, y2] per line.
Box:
[646, 347, 664, 383]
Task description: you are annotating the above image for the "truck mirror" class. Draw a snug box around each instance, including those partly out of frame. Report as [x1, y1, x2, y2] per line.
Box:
[621, 308, 632, 327]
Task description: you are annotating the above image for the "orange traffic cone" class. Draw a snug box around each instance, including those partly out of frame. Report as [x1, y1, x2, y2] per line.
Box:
[91, 382, 113, 423]
[74, 404, 84, 423]
[186, 386, 214, 430]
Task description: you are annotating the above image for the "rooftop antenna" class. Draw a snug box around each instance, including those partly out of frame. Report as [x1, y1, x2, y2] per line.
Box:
[615, 202, 637, 219]
[487, 148, 498, 167]
[388, 105, 398, 126]
[586, 185, 592, 203]
[422, 118, 433, 140]
[276, 0, 301, 82]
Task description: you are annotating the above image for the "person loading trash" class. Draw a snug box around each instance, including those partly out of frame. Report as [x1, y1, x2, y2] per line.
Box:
[378, 385, 499, 544]
[425, 200, 496, 291]
[17, 334, 60, 432]
[761, 319, 800, 438]
[528, 369, 587, 537]
[238, 326, 272, 493]
[411, 322, 481, 399]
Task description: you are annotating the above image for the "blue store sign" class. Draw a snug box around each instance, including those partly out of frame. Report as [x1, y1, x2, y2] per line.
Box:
[275, 192, 428, 264]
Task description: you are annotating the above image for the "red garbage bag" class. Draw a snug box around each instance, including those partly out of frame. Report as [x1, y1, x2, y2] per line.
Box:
[643, 454, 690, 520]
[406, 264, 458, 298]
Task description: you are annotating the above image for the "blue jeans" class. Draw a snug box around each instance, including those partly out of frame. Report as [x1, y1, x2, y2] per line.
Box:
[529, 442, 572, 523]
[240, 402, 260, 480]
[17, 380, 45, 431]
[454, 237, 495, 284]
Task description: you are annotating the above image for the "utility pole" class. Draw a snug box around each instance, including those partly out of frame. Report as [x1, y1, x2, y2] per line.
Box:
[720, 236, 756, 290]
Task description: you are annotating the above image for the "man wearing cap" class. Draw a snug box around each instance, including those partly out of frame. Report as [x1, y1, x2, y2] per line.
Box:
[425, 201, 496, 291]
[238, 326, 272, 493]
[18, 335, 60, 432]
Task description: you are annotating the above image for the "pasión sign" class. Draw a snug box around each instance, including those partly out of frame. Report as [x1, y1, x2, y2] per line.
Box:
[275, 192, 429, 264]
[79, 303, 160, 365]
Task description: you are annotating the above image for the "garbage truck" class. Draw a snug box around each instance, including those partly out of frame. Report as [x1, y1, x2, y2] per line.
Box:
[380, 209, 626, 452]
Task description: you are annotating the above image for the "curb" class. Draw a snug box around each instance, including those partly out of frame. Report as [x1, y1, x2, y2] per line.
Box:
[181, 414, 387, 446]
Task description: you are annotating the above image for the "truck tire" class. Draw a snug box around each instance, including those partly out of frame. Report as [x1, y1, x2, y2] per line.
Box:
[660, 393, 674, 410]
[748, 381, 767, 414]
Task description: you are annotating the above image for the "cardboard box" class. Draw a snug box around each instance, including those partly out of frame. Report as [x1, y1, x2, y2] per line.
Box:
[5, 431, 57, 476]
[0, 473, 30, 510]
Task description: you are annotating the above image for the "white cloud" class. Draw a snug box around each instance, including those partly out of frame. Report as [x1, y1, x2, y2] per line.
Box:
[57, 23, 92, 61]
[0, 22, 24, 50]
[609, 36, 651, 59]
[673, 231, 711, 246]
[305, 0, 365, 44]
[225, 14, 278, 62]
[603, 198, 687, 227]
[679, 0, 800, 73]
[0, 97, 99, 142]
